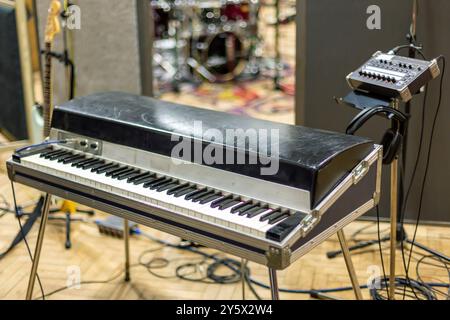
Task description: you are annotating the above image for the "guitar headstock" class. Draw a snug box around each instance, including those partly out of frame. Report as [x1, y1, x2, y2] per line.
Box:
[44, 0, 62, 43]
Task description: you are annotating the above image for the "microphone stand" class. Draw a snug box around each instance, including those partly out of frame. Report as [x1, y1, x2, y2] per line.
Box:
[329, 0, 449, 300]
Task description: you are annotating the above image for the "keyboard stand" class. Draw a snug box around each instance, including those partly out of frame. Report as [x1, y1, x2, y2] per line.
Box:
[26, 194, 52, 300]
[24, 193, 363, 300]
[25, 193, 132, 300]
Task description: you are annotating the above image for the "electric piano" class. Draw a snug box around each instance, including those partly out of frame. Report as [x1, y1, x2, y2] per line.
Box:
[7, 92, 382, 269]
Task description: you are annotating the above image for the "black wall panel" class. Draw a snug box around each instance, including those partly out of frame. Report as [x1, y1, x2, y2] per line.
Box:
[0, 5, 27, 140]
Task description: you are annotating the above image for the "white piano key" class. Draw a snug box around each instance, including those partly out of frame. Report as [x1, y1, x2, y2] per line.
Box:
[22, 152, 281, 240]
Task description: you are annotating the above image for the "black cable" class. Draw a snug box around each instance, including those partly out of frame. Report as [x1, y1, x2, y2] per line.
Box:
[242, 259, 263, 300]
[0, 193, 10, 219]
[399, 83, 429, 300]
[404, 55, 446, 298]
[26, 226, 449, 300]
[389, 44, 426, 61]
[349, 222, 390, 242]
[14, 139, 76, 156]
[137, 230, 448, 299]
[37, 264, 141, 300]
[415, 255, 450, 299]
[370, 277, 436, 300]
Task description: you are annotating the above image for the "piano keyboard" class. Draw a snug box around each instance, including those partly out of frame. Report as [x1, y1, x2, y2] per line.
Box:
[8, 92, 382, 268]
[20, 147, 310, 242]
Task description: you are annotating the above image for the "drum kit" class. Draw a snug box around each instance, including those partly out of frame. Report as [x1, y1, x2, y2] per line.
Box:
[151, 0, 264, 89]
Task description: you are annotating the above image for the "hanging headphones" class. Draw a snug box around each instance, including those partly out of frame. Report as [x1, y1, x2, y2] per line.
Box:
[346, 106, 408, 165]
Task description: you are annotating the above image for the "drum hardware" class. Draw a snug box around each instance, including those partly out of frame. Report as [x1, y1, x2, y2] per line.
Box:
[153, 52, 177, 78]
[152, 0, 263, 86]
[190, 31, 249, 82]
[187, 57, 218, 82]
[273, 0, 282, 90]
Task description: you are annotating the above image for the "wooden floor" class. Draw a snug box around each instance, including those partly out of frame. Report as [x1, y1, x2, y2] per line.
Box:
[1, 153, 449, 300]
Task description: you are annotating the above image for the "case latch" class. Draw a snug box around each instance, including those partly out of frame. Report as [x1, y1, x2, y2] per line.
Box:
[352, 160, 369, 185]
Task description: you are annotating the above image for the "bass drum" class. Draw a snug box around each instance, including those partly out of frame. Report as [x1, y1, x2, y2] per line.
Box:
[191, 31, 248, 82]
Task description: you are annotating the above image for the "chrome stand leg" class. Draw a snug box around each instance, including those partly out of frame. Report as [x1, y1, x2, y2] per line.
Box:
[241, 259, 246, 300]
[26, 194, 52, 300]
[337, 229, 363, 300]
[268, 268, 280, 300]
[124, 219, 131, 282]
[389, 157, 399, 299]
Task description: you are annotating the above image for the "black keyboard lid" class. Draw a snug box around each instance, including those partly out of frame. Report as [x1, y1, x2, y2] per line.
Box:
[52, 92, 374, 208]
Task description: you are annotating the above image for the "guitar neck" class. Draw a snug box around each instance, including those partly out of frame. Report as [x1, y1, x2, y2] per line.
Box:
[43, 42, 53, 138]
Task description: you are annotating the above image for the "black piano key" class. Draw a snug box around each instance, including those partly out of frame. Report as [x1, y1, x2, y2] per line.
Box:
[42, 149, 64, 159]
[127, 172, 149, 183]
[57, 152, 76, 162]
[71, 157, 91, 167]
[45, 150, 66, 160]
[96, 163, 119, 174]
[149, 178, 173, 190]
[82, 159, 105, 170]
[133, 175, 157, 186]
[62, 154, 85, 165]
[191, 190, 214, 203]
[230, 200, 253, 213]
[199, 194, 222, 205]
[246, 207, 268, 218]
[156, 182, 179, 193]
[237, 204, 259, 216]
[260, 209, 281, 222]
[106, 166, 129, 177]
[219, 200, 241, 211]
[268, 212, 290, 225]
[185, 188, 207, 201]
[111, 168, 134, 179]
[92, 162, 114, 173]
[266, 212, 308, 242]
[211, 194, 232, 208]
[40, 149, 57, 158]
[143, 177, 165, 188]
[117, 169, 141, 181]
[166, 183, 189, 195]
[75, 158, 98, 168]
[174, 187, 197, 198]
[49, 151, 72, 161]
[129, 173, 152, 184]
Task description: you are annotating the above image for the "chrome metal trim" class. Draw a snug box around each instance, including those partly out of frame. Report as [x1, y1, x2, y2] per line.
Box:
[429, 59, 441, 79]
[399, 87, 412, 102]
[276, 145, 381, 248]
[57, 132, 103, 156]
[291, 199, 375, 261]
[352, 160, 369, 185]
[314, 146, 380, 216]
[51, 129, 312, 213]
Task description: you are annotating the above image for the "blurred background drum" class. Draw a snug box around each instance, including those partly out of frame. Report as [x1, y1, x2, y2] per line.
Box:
[191, 31, 248, 82]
